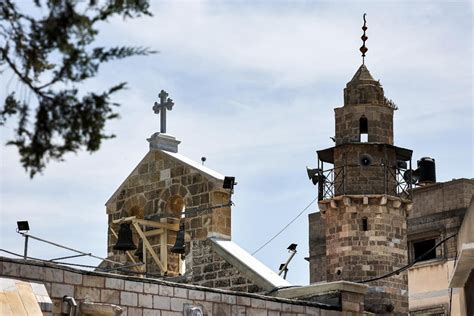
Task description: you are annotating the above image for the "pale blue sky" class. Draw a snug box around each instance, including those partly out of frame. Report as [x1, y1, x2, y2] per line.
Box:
[1, 1, 472, 285]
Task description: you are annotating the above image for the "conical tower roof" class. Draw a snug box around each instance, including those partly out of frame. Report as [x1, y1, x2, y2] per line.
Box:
[349, 64, 375, 83]
[344, 64, 384, 106]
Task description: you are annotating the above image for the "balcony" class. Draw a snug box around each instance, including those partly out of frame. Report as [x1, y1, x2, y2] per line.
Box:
[317, 164, 412, 201]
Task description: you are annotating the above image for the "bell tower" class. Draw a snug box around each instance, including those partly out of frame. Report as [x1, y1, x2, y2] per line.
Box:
[311, 15, 413, 314]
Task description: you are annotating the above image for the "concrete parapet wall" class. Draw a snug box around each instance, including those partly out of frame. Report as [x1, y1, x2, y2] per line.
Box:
[457, 197, 474, 248]
[1, 256, 346, 316]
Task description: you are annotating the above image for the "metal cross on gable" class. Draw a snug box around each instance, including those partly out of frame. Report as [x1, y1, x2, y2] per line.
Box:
[153, 90, 174, 133]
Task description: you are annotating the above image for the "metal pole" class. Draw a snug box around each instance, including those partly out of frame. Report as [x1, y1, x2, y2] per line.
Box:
[409, 159, 413, 199]
[23, 233, 123, 265]
[278, 250, 297, 278]
[343, 165, 346, 195]
[23, 235, 28, 260]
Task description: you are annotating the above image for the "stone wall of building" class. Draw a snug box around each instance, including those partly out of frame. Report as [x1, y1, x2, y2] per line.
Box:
[319, 195, 410, 314]
[308, 212, 326, 284]
[334, 105, 394, 145]
[1, 257, 341, 316]
[407, 208, 465, 261]
[408, 179, 473, 261]
[343, 76, 385, 108]
[407, 179, 474, 314]
[188, 239, 262, 293]
[335, 64, 394, 146]
[333, 144, 398, 196]
[410, 178, 474, 219]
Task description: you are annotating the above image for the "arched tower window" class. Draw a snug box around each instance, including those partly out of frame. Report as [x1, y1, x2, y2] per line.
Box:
[359, 116, 368, 142]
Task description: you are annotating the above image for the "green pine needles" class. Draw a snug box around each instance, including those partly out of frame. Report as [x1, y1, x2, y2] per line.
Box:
[0, 0, 156, 177]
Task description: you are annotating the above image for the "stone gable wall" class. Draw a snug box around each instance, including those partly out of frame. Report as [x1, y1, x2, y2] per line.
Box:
[1, 257, 334, 316]
[105, 150, 231, 277]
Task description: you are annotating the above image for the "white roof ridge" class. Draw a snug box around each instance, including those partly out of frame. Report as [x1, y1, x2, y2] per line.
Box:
[160, 150, 225, 181]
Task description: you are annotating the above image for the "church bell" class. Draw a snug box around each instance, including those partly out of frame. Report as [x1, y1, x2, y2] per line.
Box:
[134, 240, 143, 261]
[170, 223, 185, 254]
[113, 223, 137, 251]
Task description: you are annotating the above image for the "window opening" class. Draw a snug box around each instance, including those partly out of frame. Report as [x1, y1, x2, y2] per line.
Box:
[413, 239, 436, 261]
[362, 217, 368, 231]
[360, 116, 368, 142]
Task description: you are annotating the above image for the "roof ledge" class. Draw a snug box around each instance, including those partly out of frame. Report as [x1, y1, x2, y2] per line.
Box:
[272, 281, 368, 299]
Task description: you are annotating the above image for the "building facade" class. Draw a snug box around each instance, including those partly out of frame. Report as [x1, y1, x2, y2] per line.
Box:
[408, 178, 474, 315]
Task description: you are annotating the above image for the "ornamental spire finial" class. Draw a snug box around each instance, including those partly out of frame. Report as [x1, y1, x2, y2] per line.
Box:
[360, 13, 368, 65]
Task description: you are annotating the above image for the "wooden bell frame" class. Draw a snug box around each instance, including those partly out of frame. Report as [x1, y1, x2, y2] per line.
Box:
[110, 216, 180, 275]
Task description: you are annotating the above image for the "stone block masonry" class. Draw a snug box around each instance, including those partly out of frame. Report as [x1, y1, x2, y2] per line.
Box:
[105, 150, 232, 278]
[333, 143, 398, 196]
[319, 195, 410, 315]
[335, 105, 394, 145]
[411, 178, 473, 219]
[188, 239, 261, 293]
[308, 212, 326, 284]
[1, 256, 361, 315]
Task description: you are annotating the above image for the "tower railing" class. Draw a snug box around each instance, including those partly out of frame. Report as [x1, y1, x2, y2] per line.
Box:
[318, 164, 412, 201]
[318, 166, 345, 201]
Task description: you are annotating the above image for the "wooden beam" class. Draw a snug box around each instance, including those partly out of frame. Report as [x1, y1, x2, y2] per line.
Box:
[112, 216, 137, 224]
[179, 256, 184, 275]
[135, 218, 179, 231]
[132, 222, 166, 273]
[112, 216, 179, 231]
[160, 218, 168, 273]
[144, 229, 164, 237]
